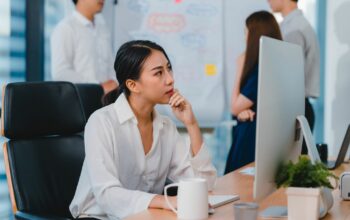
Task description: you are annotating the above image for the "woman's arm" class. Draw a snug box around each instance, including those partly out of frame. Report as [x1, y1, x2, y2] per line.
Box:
[168, 91, 217, 190]
[149, 195, 177, 210]
[231, 53, 245, 105]
[231, 53, 254, 116]
[231, 94, 254, 116]
[165, 122, 217, 190]
[237, 109, 256, 122]
[169, 90, 202, 156]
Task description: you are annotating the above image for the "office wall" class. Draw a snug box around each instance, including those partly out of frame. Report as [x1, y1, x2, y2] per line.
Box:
[325, 0, 350, 156]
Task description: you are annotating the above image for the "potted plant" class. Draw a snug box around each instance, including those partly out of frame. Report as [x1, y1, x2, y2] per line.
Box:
[275, 155, 338, 220]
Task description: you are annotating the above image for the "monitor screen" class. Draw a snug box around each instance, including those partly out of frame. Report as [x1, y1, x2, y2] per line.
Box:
[253, 36, 304, 201]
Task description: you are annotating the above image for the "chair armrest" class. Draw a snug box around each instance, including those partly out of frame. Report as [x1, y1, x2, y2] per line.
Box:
[15, 211, 72, 220]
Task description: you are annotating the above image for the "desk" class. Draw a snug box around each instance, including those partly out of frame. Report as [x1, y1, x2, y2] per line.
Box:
[125, 163, 350, 220]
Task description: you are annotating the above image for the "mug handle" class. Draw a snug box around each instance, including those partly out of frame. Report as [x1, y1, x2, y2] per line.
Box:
[164, 183, 179, 214]
[319, 187, 334, 218]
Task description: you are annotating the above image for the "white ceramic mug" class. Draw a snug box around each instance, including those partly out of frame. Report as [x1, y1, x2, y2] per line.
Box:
[164, 178, 208, 219]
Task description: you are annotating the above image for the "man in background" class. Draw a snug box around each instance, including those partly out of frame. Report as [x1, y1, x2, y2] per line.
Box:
[51, 0, 118, 94]
[268, 0, 320, 154]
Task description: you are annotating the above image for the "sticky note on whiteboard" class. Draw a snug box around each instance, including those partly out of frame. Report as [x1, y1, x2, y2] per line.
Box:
[205, 64, 217, 76]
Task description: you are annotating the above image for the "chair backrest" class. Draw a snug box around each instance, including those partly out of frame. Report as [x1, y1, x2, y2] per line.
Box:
[1, 81, 86, 219]
[75, 83, 104, 120]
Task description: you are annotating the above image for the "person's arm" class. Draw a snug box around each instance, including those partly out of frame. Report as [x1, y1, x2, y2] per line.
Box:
[231, 53, 245, 107]
[169, 90, 202, 155]
[231, 95, 254, 116]
[283, 30, 306, 54]
[149, 195, 177, 210]
[165, 122, 217, 191]
[104, 27, 118, 82]
[168, 91, 217, 190]
[237, 109, 255, 122]
[84, 114, 160, 219]
[231, 54, 254, 116]
[284, 30, 319, 97]
[51, 24, 90, 82]
[99, 23, 119, 94]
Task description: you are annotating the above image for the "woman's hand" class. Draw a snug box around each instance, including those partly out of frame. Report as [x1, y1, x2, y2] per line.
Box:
[162, 196, 177, 210]
[237, 109, 255, 122]
[149, 195, 177, 210]
[169, 89, 202, 156]
[169, 90, 196, 126]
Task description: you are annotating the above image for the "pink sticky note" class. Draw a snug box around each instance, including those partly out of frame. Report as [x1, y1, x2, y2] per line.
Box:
[175, 0, 182, 3]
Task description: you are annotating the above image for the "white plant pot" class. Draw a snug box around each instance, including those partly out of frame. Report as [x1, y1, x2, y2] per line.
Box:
[286, 187, 321, 220]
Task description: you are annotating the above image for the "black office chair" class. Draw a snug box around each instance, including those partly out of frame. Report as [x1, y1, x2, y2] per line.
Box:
[1, 81, 86, 220]
[75, 83, 104, 120]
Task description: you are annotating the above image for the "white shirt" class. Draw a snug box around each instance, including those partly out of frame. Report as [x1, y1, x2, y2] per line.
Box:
[51, 11, 116, 83]
[280, 9, 320, 98]
[70, 93, 217, 220]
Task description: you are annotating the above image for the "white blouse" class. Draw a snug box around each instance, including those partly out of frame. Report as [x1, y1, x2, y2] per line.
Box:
[70, 93, 217, 219]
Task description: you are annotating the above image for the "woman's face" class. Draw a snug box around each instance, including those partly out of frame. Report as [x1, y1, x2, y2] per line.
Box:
[136, 50, 174, 105]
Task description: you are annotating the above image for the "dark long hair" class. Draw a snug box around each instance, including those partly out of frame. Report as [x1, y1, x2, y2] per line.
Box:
[240, 11, 282, 88]
[102, 40, 171, 106]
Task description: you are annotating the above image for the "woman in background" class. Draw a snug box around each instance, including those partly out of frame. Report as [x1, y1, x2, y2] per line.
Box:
[225, 11, 282, 173]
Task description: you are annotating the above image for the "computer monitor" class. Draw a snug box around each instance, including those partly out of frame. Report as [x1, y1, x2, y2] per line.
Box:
[253, 36, 304, 201]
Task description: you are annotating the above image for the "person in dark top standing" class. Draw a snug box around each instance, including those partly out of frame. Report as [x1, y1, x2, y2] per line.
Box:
[225, 11, 283, 173]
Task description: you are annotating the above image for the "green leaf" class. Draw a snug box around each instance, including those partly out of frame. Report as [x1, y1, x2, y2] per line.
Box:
[274, 155, 338, 189]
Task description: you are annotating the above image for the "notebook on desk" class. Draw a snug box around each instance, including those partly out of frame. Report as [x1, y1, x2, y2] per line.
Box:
[209, 195, 240, 208]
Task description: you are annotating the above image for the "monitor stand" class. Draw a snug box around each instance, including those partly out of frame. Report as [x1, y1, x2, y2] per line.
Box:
[296, 115, 334, 218]
[259, 115, 333, 219]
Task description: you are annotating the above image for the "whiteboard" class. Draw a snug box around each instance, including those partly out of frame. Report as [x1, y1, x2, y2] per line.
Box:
[113, 0, 225, 127]
[56, 0, 270, 127]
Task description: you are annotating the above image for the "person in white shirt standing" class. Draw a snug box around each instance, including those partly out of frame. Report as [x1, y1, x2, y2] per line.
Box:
[268, 0, 320, 154]
[51, 0, 118, 94]
[69, 40, 217, 220]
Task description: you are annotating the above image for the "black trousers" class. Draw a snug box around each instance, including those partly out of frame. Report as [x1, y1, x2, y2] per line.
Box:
[301, 98, 315, 154]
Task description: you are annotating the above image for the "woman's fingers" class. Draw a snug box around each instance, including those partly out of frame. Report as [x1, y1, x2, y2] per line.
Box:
[169, 91, 185, 107]
[249, 110, 255, 121]
[170, 96, 182, 107]
[169, 91, 179, 105]
[237, 109, 255, 122]
[174, 97, 185, 107]
[238, 111, 247, 121]
[169, 95, 181, 106]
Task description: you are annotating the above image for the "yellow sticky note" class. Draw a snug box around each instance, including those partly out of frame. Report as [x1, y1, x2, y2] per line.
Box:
[205, 64, 217, 76]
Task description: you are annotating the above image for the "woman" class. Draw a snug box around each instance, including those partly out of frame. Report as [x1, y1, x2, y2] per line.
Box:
[225, 11, 282, 173]
[70, 40, 217, 219]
